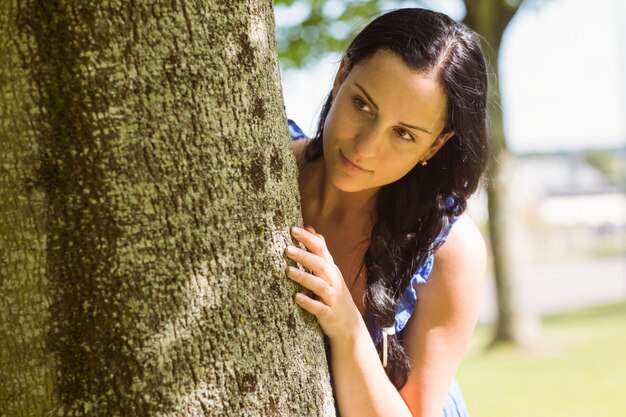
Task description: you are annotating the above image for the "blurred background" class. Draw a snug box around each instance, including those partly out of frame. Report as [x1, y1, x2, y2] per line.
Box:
[273, 0, 626, 415]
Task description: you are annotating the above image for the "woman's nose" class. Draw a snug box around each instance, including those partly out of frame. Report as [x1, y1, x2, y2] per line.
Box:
[354, 123, 383, 158]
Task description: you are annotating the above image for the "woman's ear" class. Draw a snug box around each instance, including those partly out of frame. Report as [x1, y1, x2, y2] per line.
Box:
[423, 131, 456, 162]
[331, 56, 350, 99]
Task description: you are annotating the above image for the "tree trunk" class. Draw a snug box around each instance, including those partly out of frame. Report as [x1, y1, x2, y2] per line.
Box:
[483, 51, 542, 348]
[463, 0, 542, 347]
[0, 1, 335, 416]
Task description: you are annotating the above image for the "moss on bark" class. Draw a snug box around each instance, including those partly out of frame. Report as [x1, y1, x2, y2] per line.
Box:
[0, 1, 334, 415]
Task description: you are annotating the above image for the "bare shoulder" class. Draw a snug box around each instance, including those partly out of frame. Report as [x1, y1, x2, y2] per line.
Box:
[408, 211, 488, 331]
[290, 138, 312, 170]
[434, 212, 487, 279]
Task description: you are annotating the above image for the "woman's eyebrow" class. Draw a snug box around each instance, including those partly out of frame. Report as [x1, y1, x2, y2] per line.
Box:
[354, 82, 379, 110]
[354, 82, 432, 135]
[398, 121, 432, 135]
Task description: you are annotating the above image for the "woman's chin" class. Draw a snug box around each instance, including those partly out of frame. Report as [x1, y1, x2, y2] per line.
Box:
[330, 175, 380, 194]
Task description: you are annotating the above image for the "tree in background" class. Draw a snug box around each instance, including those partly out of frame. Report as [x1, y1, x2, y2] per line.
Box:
[462, 0, 542, 347]
[274, 0, 542, 347]
[0, 1, 334, 415]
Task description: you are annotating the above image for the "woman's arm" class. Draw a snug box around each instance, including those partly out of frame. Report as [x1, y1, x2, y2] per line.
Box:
[399, 213, 487, 416]
[327, 319, 414, 417]
[285, 226, 413, 417]
[285, 214, 486, 417]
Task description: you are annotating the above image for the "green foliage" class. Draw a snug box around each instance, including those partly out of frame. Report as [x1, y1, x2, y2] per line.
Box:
[273, 0, 425, 68]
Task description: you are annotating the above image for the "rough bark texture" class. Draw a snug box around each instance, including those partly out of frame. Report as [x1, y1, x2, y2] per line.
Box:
[464, 0, 542, 347]
[0, 1, 335, 416]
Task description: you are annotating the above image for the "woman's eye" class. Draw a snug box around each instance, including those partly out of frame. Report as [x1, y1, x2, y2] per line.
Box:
[395, 127, 415, 142]
[353, 97, 371, 113]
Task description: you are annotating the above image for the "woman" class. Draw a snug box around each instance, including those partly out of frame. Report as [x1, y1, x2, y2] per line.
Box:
[284, 8, 488, 417]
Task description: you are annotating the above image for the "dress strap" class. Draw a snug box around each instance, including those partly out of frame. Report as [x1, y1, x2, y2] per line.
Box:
[288, 119, 307, 140]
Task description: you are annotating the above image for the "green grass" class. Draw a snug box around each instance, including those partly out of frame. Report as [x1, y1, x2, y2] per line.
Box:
[457, 302, 626, 417]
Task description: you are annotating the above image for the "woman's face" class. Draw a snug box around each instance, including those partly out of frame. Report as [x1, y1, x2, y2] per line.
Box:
[322, 50, 454, 193]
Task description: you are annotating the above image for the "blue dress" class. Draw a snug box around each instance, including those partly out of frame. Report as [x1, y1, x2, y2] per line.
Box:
[289, 120, 471, 416]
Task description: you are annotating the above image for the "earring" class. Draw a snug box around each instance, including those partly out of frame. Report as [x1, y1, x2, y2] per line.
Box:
[420, 160, 428, 166]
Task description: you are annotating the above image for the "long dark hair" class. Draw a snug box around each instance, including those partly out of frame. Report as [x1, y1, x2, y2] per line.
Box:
[304, 8, 489, 388]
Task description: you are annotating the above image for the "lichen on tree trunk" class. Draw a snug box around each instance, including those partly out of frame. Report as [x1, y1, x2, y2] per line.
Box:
[0, 1, 334, 416]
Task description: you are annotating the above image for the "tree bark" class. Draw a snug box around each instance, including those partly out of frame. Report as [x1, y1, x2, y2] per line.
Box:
[463, 0, 542, 347]
[0, 1, 334, 416]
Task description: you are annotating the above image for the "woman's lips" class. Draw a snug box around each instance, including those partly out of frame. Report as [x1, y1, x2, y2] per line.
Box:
[340, 151, 370, 173]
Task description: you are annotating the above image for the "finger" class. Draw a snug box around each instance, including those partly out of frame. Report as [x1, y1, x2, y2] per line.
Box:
[294, 293, 332, 318]
[306, 226, 326, 242]
[285, 245, 332, 281]
[286, 266, 333, 301]
[291, 226, 333, 263]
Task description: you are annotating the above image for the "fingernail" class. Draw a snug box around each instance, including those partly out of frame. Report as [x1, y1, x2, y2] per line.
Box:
[285, 266, 296, 276]
[285, 246, 297, 256]
[291, 226, 303, 236]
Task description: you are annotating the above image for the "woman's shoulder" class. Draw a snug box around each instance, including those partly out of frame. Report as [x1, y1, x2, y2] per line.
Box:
[287, 119, 312, 169]
[290, 136, 310, 158]
[290, 137, 314, 173]
[402, 213, 487, 355]
[392, 213, 485, 334]
[433, 212, 486, 284]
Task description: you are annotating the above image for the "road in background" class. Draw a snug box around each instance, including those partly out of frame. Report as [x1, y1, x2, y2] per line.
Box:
[477, 255, 626, 324]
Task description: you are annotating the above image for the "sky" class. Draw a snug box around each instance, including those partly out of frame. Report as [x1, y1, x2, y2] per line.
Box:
[279, 0, 626, 154]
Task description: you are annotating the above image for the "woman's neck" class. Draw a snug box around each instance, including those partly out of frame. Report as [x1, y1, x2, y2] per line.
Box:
[300, 157, 378, 225]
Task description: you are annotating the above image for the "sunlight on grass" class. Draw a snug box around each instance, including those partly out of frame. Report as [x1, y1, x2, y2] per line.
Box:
[457, 302, 626, 417]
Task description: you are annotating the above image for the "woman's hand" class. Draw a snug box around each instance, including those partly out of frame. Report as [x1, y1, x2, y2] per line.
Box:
[284, 226, 362, 341]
